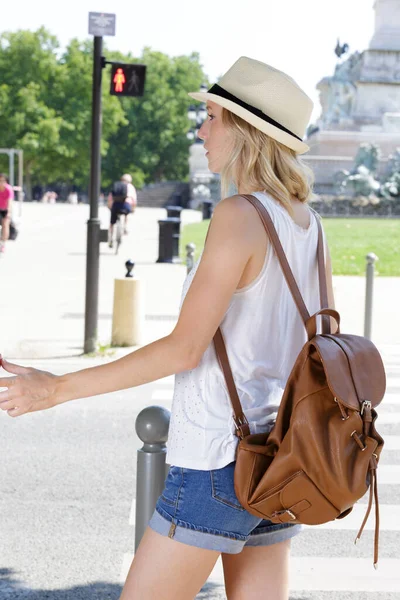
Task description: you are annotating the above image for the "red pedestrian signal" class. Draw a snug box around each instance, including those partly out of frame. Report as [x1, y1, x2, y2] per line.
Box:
[113, 68, 126, 93]
[110, 63, 146, 97]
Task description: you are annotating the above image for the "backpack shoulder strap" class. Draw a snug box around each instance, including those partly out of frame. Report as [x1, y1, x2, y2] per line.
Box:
[309, 206, 329, 331]
[241, 194, 329, 332]
[212, 194, 330, 437]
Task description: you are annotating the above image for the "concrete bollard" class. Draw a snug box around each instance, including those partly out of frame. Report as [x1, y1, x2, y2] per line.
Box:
[111, 260, 144, 346]
[364, 253, 378, 340]
[135, 406, 171, 551]
[186, 243, 196, 274]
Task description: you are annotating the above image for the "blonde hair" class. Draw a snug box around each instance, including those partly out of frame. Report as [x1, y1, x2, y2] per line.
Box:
[220, 109, 314, 214]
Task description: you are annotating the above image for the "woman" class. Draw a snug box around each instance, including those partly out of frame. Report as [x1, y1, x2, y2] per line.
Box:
[0, 57, 335, 599]
[0, 173, 13, 253]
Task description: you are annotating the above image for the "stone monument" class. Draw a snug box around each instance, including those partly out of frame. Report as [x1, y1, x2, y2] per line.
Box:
[189, 141, 220, 207]
[307, 0, 400, 190]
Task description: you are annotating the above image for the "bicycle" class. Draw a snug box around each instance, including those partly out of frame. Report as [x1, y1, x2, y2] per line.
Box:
[108, 212, 124, 255]
[114, 213, 123, 255]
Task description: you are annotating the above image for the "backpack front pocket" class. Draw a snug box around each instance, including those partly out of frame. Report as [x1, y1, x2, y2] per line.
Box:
[251, 470, 340, 525]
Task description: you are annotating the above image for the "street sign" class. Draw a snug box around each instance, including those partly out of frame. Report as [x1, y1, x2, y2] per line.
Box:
[88, 12, 116, 37]
[110, 63, 147, 97]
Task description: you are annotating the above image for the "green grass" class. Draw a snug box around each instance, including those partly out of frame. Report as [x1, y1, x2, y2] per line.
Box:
[180, 218, 400, 276]
[85, 342, 117, 358]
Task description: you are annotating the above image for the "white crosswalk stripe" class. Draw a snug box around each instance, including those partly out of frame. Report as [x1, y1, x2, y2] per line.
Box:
[121, 553, 400, 594]
[124, 349, 400, 598]
[384, 393, 400, 405]
[386, 376, 400, 385]
[384, 435, 400, 450]
[206, 557, 400, 593]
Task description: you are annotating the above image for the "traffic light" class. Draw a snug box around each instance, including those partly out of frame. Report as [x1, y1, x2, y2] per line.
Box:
[110, 63, 146, 97]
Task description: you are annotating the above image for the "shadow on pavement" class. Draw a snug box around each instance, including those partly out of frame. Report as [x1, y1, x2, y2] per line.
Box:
[0, 568, 123, 599]
[195, 579, 226, 599]
[0, 567, 227, 599]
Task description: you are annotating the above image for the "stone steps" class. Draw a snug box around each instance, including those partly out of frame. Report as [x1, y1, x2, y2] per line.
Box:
[137, 182, 190, 208]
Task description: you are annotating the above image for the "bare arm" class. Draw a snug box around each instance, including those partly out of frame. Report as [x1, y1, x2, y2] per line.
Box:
[127, 184, 137, 205]
[0, 196, 257, 416]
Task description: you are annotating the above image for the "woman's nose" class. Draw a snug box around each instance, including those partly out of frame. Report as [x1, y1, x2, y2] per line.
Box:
[197, 121, 207, 141]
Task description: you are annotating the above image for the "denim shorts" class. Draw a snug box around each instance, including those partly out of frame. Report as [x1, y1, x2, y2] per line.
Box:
[148, 461, 301, 553]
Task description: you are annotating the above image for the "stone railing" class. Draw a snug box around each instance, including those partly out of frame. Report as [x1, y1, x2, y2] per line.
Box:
[309, 194, 400, 217]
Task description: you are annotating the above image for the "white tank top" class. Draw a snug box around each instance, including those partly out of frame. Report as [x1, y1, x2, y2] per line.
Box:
[166, 192, 326, 470]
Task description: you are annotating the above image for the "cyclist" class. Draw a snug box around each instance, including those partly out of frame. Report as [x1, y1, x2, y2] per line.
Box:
[0, 173, 13, 254]
[108, 174, 137, 248]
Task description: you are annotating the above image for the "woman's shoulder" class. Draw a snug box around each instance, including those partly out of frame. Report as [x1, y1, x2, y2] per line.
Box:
[215, 193, 266, 222]
[205, 195, 265, 254]
[217, 193, 256, 210]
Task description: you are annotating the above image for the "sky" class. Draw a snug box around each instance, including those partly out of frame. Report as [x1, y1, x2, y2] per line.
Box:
[2, 0, 376, 123]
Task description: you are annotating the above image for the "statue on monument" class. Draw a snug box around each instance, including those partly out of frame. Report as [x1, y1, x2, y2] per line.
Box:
[316, 47, 362, 129]
[334, 38, 349, 59]
[335, 143, 382, 199]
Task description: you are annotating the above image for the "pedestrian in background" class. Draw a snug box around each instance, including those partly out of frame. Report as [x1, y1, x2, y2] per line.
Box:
[0, 57, 335, 599]
[0, 173, 14, 253]
[107, 173, 137, 247]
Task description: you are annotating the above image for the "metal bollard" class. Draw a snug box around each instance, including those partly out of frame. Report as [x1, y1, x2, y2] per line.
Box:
[135, 406, 170, 551]
[186, 243, 196, 274]
[111, 260, 144, 346]
[364, 253, 378, 340]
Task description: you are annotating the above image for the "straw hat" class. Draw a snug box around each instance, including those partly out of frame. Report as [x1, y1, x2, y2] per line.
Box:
[189, 56, 313, 154]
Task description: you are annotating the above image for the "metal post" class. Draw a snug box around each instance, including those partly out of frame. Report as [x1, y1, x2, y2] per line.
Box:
[364, 253, 378, 340]
[84, 36, 103, 353]
[18, 150, 23, 217]
[186, 243, 196, 274]
[135, 406, 170, 551]
[8, 150, 14, 190]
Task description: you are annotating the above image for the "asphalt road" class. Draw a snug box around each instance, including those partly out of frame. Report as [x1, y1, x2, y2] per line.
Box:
[0, 356, 399, 599]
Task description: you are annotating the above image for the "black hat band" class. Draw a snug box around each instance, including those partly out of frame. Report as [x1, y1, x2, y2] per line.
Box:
[207, 84, 302, 142]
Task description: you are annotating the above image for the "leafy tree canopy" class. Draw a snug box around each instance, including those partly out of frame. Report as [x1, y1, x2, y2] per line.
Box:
[0, 28, 208, 197]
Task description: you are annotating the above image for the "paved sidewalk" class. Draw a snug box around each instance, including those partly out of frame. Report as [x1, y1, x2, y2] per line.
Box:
[0, 202, 399, 361]
[0, 203, 199, 359]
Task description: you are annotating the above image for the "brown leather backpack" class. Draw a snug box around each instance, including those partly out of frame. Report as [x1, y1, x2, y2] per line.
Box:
[213, 194, 386, 566]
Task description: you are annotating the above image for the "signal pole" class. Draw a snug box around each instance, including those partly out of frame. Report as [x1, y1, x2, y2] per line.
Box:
[84, 12, 116, 353]
[84, 35, 103, 353]
[84, 13, 145, 353]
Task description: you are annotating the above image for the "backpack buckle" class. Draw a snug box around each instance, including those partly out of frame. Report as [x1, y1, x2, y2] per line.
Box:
[361, 400, 372, 415]
[234, 414, 250, 439]
[272, 509, 297, 522]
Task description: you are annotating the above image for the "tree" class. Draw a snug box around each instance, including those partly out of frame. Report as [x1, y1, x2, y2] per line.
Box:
[0, 29, 126, 197]
[103, 48, 208, 187]
[53, 38, 126, 188]
[0, 28, 70, 198]
[0, 29, 208, 196]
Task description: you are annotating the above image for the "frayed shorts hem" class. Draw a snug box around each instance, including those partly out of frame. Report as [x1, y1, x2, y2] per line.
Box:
[149, 507, 302, 554]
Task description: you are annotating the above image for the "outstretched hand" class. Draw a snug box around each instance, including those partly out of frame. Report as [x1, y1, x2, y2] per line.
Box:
[0, 357, 59, 417]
